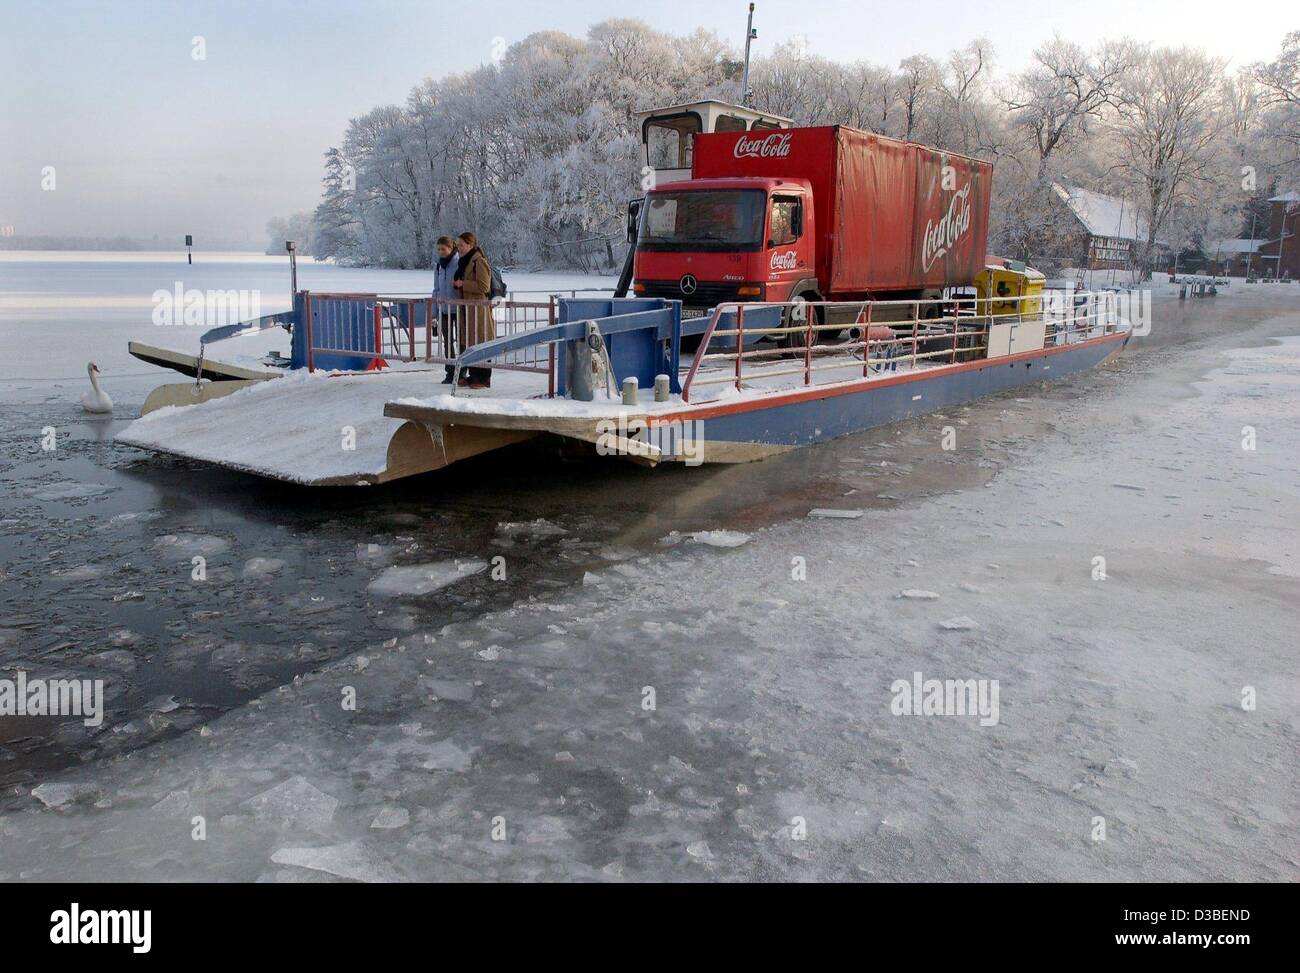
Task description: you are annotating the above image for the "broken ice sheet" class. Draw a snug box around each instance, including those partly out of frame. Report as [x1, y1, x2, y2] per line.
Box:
[153, 532, 230, 558]
[369, 806, 410, 830]
[31, 781, 102, 809]
[686, 530, 751, 548]
[366, 559, 487, 597]
[239, 776, 339, 831]
[241, 557, 285, 578]
[496, 518, 568, 538]
[271, 841, 403, 882]
[422, 678, 474, 702]
[30, 481, 115, 502]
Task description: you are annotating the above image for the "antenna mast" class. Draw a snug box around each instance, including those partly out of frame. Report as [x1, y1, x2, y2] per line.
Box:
[741, 3, 757, 107]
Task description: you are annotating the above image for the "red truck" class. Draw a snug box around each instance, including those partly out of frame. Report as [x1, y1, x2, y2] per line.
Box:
[631, 125, 992, 341]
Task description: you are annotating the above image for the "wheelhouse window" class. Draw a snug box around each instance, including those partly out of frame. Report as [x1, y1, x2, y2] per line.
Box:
[714, 114, 748, 133]
[638, 189, 767, 252]
[644, 114, 701, 170]
[768, 196, 802, 246]
[751, 118, 783, 131]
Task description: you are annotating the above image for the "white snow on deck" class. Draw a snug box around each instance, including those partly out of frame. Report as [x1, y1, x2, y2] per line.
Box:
[117, 369, 453, 484]
[390, 351, 950, 420]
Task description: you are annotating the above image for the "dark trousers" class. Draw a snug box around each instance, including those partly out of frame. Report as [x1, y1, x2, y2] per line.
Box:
[439, 311, 456, 381]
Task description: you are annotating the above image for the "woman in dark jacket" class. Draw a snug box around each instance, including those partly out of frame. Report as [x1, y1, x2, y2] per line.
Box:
[452, 231, 494, 388]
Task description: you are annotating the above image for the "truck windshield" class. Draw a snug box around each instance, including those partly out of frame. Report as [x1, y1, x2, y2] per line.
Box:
[638, 190, 765, 252]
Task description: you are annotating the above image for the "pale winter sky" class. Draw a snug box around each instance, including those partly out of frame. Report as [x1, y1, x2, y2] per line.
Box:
[0, 0, 1291, 246]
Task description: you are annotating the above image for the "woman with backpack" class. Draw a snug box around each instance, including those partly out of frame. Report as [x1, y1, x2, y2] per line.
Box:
[452, 231, 494, 388]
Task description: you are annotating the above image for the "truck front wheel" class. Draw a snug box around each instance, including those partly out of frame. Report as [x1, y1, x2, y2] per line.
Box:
[779, 295, 822, 352]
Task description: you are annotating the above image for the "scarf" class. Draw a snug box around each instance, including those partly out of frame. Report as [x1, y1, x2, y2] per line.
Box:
[453, 247, 480, 282]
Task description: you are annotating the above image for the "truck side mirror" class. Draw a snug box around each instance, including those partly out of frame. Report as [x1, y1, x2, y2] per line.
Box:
[626, 198, 643, 245]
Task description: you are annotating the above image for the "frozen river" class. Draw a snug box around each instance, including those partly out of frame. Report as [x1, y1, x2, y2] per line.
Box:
[1, 253, 1297, 880]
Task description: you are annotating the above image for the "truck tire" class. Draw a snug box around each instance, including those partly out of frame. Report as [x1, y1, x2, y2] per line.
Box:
[779, 294, 821, 353]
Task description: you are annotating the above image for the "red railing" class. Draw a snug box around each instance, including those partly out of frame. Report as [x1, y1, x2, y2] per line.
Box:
[681, 291, 1126, 402]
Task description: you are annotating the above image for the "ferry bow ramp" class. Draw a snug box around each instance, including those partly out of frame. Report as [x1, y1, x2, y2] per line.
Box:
[115, 370, 533, 486]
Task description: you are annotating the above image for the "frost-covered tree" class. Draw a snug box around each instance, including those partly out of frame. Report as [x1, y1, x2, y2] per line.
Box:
[1256, 31, 1300, 173]
[1107, 46, 1228, 274]
[312, 148, 360, 264]
[895, 55, 940, 141]
[264, 212, 315, 256]
[1004, 37, 1132, 181]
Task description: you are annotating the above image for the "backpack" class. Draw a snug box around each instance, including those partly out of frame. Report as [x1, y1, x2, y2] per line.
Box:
[489, 264, 507, 299]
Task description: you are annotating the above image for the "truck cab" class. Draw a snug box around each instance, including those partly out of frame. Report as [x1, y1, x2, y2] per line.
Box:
[632, 176, 815, 318]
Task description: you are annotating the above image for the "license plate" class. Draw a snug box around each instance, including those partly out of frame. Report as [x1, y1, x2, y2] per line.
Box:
[681, 309, 707, 319]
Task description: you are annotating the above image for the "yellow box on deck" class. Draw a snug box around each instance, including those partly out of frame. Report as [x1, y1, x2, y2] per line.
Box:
[976, 258, 1045, 318]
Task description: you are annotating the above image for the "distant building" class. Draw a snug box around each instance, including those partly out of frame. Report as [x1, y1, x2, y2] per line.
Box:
[1203, 193, 1299, 278]
[1051, 183, 1171, 276]
[1204, 238, 1262, 277]
[1254, 191, 1300, 280]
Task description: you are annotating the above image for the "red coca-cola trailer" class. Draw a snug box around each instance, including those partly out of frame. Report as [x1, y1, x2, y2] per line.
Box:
[632, 124, 992, 317]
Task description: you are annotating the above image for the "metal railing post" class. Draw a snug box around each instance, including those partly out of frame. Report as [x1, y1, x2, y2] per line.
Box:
[305, 292, 314, 373]
[912, 301, 919, 370]
[735, 304, 745, 392]
[862, 304, 871, 378]
[803, 303, 814, 386]
[951, 302, 958, 364]
[547, 299, 557, 398]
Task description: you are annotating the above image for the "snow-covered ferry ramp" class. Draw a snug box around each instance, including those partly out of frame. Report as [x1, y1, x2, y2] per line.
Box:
[116, 370, 535, 486]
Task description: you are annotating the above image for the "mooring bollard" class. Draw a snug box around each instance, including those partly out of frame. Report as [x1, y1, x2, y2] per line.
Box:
[654, 373, 670, 402]
[622, 376, 638, 406]
[567, 322, 600, 402]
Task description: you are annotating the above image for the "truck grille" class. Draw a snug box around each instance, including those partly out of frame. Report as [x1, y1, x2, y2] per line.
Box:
[637, 279, 747, 307]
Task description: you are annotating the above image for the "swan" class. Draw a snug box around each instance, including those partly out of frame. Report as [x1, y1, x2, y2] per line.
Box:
[81, 362, 113, 414]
